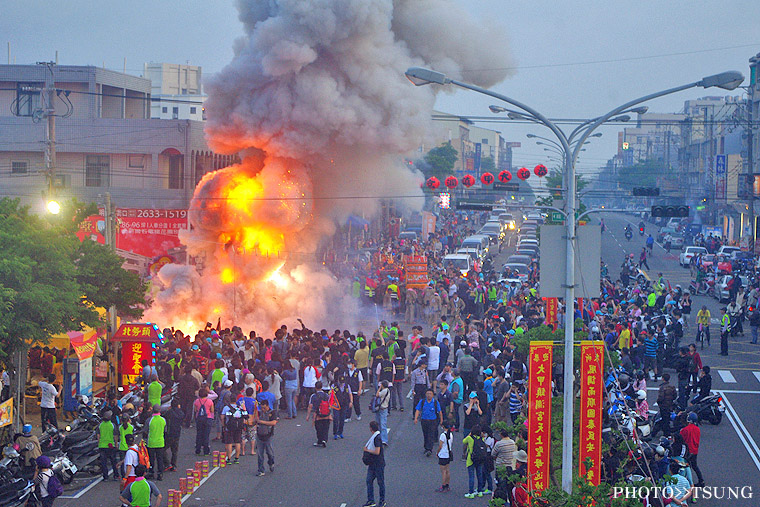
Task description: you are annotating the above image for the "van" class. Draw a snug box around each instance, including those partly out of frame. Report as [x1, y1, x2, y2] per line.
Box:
[398, 231, 417, 242]
[443, 254, 471, 276]
[461, 235, 489, 255]
[499, 213, 516, 231]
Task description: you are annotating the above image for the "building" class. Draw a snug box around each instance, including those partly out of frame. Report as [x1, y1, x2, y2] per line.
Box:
[426, 111, 517, 177]
[143, 62, 207, 121]
[618, 113, 684, 170]
[0, 63, 235, 212]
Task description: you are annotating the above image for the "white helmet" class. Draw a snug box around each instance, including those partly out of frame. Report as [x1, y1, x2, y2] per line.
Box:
[636, 390, 646, 401]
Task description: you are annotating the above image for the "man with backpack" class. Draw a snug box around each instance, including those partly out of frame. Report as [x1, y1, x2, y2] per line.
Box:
[221, 389, 247, 464]
[254, 399, 278, 477]
[414, 388, 443, 456]
[462, 424, 489, 498]
[122, 434, 141, 488]
[119, 464, 162, 507]
[362, 420, 386, 507]
[34, 455, 63, 506]
[193, 387, 214, 455]
[306, 381, 332, 447]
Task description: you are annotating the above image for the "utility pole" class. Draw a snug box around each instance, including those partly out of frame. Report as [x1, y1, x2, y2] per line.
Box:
[104, 193, 119, 390]
[747, 79, 756, 250]
[38, 62, 57, 202]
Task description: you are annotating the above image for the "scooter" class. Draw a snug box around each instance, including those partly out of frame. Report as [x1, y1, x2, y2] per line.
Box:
[625, 229, 633, 241]
[0, 478, 34, 507]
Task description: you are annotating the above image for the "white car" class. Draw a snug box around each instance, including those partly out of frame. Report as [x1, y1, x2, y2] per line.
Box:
[716, 274, 749, 302]
[457, 248, 483, 263]
[679, 246, 707, 267]
[717, 246, 741, 257]
[443, 253, 471, 277]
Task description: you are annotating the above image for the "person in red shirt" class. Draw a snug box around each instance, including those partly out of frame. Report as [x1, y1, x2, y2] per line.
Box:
[680, 412, 704, 487]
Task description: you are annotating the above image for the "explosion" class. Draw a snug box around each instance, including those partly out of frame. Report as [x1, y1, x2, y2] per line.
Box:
[146, 0, 512, 332]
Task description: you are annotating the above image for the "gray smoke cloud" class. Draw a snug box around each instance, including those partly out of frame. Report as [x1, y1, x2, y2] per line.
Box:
[147, 0, 512, 333]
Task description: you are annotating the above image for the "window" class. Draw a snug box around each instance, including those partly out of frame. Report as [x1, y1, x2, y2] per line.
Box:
[128, 154, 145, 168]
[482, 139, 488, 145]
[181, 88, 187, 94]
[15, 83, 41, 117]
[190, 107, 197, 114]
[168, 155, 184, 189]
[162, 106, 168, 113]
[172, 107, 179, 119]
[11, 161, 28, 174]
[85, 155, 110, 187]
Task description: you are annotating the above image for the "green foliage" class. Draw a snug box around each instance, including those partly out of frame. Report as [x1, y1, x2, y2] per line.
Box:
[480, 156, 496, 173]
[423, 142, 458, 180]
[0, 198, 147, 359]
[615, 159, 662, 189]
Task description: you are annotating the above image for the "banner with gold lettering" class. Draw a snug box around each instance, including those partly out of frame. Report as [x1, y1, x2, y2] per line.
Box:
[579, 341, 604, 484]
[544, 298, 558, 330]
[528, 341, 553, 496]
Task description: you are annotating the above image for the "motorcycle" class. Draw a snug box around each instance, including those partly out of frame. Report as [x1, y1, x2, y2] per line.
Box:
[683, 393, 725, 425]
[0, 479, 34, 507]
[625, 229, 633, 241]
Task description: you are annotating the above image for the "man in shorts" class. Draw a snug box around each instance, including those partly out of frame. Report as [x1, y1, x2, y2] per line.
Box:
[221, 389, 247, 464]
[239, 387, 258, 456]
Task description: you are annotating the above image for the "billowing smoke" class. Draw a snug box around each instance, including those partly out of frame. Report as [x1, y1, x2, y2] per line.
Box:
[146, 0, 512, 332]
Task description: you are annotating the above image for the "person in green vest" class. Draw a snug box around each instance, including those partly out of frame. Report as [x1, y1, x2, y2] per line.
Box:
[352, 277, 362, 299]
[487, 283, 498, 303]
[98, 410, 120, 481]
[145, 405, 166, 481]
[119, 464, 162, 507]
[209, 359, 227, 387]
[118, 417, 134, 461]
[647, 291, 657, 308]
[146, 375, 164, 408]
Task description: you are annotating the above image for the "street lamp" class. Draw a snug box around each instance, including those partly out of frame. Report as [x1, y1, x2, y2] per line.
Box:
[46, 200, 61, 214]
[405, 65, 744, 493]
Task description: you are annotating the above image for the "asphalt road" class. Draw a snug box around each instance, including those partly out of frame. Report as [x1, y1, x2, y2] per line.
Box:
[601, 213, 760, 506]
[59, 215, 760, 507]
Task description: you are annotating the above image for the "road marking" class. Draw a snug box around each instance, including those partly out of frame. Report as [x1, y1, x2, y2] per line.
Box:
[340, 503, 347, 507]
[645, 387, 760, 395]
[181, 465, 219, 504]
[718, 391, 760, 473]
[753, 372, 760, 385]
[59, 476, 103, 499]
[718, 370, 737, 383]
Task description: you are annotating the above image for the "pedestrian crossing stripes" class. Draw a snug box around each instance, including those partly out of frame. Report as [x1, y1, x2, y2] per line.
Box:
[718, 370, 737, 383]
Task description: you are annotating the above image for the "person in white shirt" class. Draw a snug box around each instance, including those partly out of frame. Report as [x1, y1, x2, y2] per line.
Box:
[123, 434, 140, 479]
[38, 374, 59, 430]
[436, 427, 454, 492]
[427, 343, 441, 387]
[436, 329, 451, 345]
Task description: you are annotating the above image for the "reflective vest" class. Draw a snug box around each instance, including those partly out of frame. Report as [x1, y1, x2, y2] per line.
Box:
[147, 381, 162, 407]
[98, 421, 115, 449]
[128, 478, 152, 507]
[364, 284, 375, 298]
[147, 414, 166, 449]
[388, 284, 399, 299]
[488, 287, 498, 301]
[119, 423, 134, 451]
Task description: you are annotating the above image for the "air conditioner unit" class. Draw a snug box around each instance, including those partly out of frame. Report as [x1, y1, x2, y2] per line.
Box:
[52, 174, 70, 189]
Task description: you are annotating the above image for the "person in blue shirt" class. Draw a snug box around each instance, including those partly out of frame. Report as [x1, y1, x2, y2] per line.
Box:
[413, 388, 443, 456]
[256, 381, 277, 417]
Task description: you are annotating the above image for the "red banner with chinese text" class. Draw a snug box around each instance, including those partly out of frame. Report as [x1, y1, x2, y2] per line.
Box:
[527, 341, 553, 496]
[579, 341, 604, 484]
[544, 298, 558, 330]
[121, 341, 153, 386]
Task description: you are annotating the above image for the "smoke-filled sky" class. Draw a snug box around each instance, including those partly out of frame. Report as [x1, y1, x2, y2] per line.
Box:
[3, 0, 759, 175]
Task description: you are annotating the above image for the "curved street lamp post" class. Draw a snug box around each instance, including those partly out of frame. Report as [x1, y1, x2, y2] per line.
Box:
[405, 66, 744, 493]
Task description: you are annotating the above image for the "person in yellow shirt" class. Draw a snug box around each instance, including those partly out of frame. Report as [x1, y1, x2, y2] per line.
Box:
[618, 322, 632, 350]
[696, 305, 711, 348]
[354, 340, 370, 387]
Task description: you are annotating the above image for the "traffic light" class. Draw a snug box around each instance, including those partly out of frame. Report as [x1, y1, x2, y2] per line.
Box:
[632, 187, 660, 196]
[651, 205, 689, 217]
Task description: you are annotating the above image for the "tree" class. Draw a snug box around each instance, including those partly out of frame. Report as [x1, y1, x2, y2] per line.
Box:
[0, 198, 146, 359]
[615, 159, 661, 189]
[480, 156, 496, 173]
[423, 142, 458, 180]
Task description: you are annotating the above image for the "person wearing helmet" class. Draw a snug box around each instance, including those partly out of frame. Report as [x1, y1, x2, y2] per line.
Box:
[651, 445, 670, 481]
[679, 412, 704, 487]
[14, 423, 42, 469]
[34, 455, 58, 506]
[635, 390, 649, 419]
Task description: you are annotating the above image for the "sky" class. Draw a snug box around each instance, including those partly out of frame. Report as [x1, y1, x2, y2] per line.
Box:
[2, 0, 759, 176]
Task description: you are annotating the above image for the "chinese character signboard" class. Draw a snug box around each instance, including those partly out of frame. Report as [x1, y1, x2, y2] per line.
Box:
[579, 341, 604, 484]
[404, 255, 429, 290]
[715, 155, 727, 200]
[528, 341, 553, 496]
[112, 323, 164, 386]
[544, 298, 558, 330]
[474, 143, 482, 174]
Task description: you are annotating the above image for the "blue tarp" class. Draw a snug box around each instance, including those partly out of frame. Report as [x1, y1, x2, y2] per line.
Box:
[347, 215, 369, 227]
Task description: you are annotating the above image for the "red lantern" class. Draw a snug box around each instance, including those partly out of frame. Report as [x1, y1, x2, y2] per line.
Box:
[517, 167, 530, 180]
[426, 177, 440, 189]
[497, 170, 512, 183]
[534, 164, 548, 177]
[461, 174, 476, 187]
[480, 172, 494, 185]
[444, 176, 459, 189]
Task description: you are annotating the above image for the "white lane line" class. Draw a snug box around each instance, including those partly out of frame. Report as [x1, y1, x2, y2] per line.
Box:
[340, 503, 347, 507]
[718, 370, 737, 383]
[753, 372, 760, 385]
[60, 476, 103, 499]
[719, 391, 760, 473]
[645, 387, 760, 395]
[181, 466, 220, 504]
